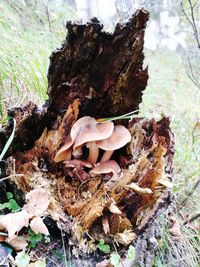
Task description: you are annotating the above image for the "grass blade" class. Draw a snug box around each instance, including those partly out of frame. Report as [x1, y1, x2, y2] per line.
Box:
[0, 117, 16, 161]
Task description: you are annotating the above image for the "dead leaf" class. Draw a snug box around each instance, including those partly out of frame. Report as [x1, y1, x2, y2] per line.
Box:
[23, 188, 50, 216]
[169, 216, 182, 237]
[6, 236, 28, 251]
[114, 230, 136, 245]
[158, 179, 173, 189]
[0, 210, 30, 238]
[102, 216, 110, 235]
[108, 201, 122, 214]
[125, 183, 153, 195]
[96, 259, 112, 267]
[30, 217, 49, 235]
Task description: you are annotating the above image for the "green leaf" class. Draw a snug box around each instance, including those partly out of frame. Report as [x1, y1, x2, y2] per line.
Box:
[110, 252, 120, 267]
[44, 235, 50, 243]
[155, 259, 164, 267]
[96, 239, 110, 254]
[0, 202, 10, 210]
[8, 198, 21, 211]
[35, 258, 46, 267]
[6, 192, 13, 199]
[28, 229, 42, 248]
[15, 251, 30, 267]
[0, 116, 11, 126]
[127, 245, 135, 260]
[0, 192, 21, 211]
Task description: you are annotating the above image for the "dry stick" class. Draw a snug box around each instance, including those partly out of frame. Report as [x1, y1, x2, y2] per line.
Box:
[188, 0, 200, 49]
[181, 0, 200, 49]
[60, 226, 68, 267]
[181, 0, 200, 90]
[0, 174, 24, 183]
[180, 178, 200, 207]
[179, 120, 200, 208]
[186, 55, 200, 89]
[183, 212, 200, 225]
[46, 1, 52, 33]
[112, 241, 125, 267]
[192, 120, 200, 163]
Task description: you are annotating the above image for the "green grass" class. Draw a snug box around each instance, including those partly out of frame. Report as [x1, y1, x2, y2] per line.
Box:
[0, 1, 200, 265]
[0, 0, 77, 115]
[140, 49, 200, 208]
[140, 49, 200, 266]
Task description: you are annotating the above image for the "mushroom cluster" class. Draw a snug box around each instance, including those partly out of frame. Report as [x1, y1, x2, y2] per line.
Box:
[54, 116, 131, 181]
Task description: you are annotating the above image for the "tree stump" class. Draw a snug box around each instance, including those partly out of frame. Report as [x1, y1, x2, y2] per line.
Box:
[0, 9, 174, 267]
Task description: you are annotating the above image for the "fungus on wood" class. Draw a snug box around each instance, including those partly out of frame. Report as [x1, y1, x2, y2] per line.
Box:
[0, 9, 174, 267]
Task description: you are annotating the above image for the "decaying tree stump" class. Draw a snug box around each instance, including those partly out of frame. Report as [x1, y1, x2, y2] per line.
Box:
[0, 9, 174, 267]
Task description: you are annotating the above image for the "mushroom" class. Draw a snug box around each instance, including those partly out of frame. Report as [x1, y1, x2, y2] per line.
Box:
[89, 160, 121, 180]
[73, 120, 114, 164]
[54, 116, 99, 162]
[64, 159, 93, 169]
[97, 125, 131, 163]
[72, 146, 83, 159]
[54, 135, 73, 162]
[64, 159, 93, 181]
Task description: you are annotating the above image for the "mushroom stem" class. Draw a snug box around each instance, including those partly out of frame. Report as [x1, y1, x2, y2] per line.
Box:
[72, 146, 83, 159]
[100, 150, 114, 163]
[87, 142, 99, 164]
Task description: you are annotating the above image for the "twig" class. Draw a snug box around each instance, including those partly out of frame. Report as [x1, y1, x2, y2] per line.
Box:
[188, 0, 200, 49]
[112, 241, 125, 267]
[183, 212, 200, 225]
[186, 54, 200, 88]
[180, 178, 200, 207]
[181, 0, 200, 49]
[192, 119, 200, 162]
[181, 0, 200, 90]
[46, 1, 52, 33]
[0, 174, 24, 183]
[60, 226, 68, 267]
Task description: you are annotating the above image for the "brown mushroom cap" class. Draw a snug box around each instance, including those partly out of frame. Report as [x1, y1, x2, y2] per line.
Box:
[97, 125, 131, 151]
[70, 116, 97, 141]
[90, 160, 121, 179]
[73, 120, 114, 149]
[54, 116, 115, 163]
[54, 117, 97, 162]
[54, 135, 73, 162]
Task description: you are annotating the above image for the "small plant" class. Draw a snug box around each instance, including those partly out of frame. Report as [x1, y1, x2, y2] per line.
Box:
[154, 258, 164, 267]
[28, 229, 43, 248]
[15, 251, 46, 267]
[110, 251, 121, 267]
[44, 235, 50, 244]
[96, 239, 111, 254]
[33, 258, 46, 267]
[27, 228, 50, 249]
[127, 245, 136, 260]
[0, 192, 21, 212]
[15, 251, 30, 267]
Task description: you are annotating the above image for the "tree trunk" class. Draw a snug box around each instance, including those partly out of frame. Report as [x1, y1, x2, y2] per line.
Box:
[0, 9, 174, 267]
